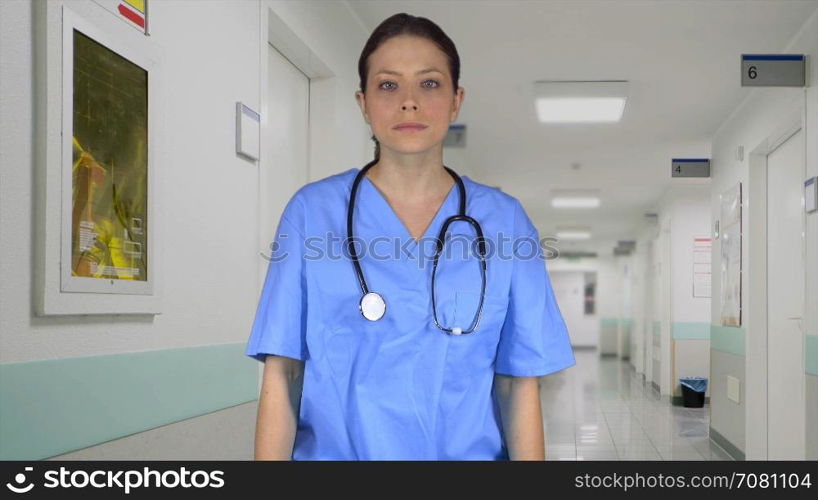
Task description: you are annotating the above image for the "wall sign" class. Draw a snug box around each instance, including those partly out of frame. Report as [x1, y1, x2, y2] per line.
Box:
[741, 54, 806, 87]
[672, 158, 710, 178]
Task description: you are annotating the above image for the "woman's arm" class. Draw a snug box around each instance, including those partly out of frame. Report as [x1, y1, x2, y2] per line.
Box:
[254, 354, 305, 460]
[493, 373, 545, 460]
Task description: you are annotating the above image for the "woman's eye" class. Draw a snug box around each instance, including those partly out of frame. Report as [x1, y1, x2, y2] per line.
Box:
[378, 80, 439, 90]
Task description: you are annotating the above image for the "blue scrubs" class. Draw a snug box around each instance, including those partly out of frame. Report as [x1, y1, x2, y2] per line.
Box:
[245, 167, 575, 460]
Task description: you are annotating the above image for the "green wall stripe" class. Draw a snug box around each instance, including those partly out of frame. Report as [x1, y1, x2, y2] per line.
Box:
[710, 325, 746, 356]
[672, 322, 711, 340]
[708, 329, 815, 371]
[807, 334, 818, 375]
[0, 343, 258, 460]
[599, 318, 634, 331]
[600, 318, 619, 328]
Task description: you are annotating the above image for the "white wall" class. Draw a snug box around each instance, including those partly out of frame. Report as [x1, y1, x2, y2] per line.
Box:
[0, 0, 368, 458]
[665, 185, 712, 398]
[709, 7, 818, 459]
[666, 185, 712, 325]
[2, 0, 262, 361]
[629, 185, 712, 398]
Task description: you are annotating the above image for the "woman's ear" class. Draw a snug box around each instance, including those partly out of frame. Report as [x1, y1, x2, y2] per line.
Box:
[355, 90, 370, 124]
[450, 87, 465, 122]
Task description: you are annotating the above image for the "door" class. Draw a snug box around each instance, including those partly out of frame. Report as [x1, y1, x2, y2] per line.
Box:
[766, 127, 806, 459]
[259, 45, 309, 284]
[550, 271, 594, 347]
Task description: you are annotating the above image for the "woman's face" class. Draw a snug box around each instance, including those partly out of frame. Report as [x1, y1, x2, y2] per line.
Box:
[356, 35, 464, 158]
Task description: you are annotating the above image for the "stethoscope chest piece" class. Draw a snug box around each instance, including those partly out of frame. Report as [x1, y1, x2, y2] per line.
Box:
[359, 291, 386, 321]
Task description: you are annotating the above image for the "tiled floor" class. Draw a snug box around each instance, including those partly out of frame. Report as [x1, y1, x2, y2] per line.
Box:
[541, 348, 734, 461]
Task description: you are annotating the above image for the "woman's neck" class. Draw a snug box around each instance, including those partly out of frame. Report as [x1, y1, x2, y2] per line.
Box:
[366, 152, 453, 201]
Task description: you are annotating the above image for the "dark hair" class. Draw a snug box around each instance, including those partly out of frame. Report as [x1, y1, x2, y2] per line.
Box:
[357, 13, 461, 160]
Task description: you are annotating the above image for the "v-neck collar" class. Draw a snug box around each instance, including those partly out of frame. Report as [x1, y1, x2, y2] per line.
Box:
[360, 172, 459, 250]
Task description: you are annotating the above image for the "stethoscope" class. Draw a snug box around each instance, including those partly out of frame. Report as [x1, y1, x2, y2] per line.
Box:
[346, 159, 487, 335]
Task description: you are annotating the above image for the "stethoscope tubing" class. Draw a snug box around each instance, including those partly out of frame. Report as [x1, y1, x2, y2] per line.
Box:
[346, 159, 487, 333]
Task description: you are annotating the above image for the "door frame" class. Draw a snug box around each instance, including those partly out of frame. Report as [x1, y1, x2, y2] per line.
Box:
[254, 5, 335, 391]
[746, 91, 807, 459]
[257, 3, 335, 284]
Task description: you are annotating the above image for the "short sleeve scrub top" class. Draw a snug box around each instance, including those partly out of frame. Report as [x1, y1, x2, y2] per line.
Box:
[245, 167, 576, 460]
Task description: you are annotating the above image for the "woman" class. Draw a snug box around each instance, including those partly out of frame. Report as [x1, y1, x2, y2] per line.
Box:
[246, 12, 575, 460]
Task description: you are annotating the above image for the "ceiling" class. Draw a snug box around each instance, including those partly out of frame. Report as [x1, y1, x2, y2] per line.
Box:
[345, 0, 818, 254]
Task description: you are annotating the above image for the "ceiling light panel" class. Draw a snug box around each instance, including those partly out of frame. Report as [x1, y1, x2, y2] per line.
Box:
[556, 226, 593, 240]
[534, 81, 629, 123]
[551, 197, 601, 208]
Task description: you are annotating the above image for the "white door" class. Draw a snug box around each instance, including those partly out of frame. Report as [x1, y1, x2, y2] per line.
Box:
[766, 127, 806, 459]
[550, 271, 593, 347]
[259, 45, 309, 284]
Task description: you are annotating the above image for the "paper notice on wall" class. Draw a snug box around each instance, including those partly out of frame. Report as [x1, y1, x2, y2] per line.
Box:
[693, 237, 712, 298]
[719, 183, 742, 325]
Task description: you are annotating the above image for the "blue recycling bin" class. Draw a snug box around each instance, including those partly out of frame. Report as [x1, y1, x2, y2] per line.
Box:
[679, 377, 707, 407]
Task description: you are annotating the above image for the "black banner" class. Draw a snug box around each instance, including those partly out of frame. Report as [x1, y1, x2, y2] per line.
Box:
[1, 460, 816, 498]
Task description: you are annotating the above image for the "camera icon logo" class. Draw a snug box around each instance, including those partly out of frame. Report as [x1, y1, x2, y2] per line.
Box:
[6, 467, 34, 494]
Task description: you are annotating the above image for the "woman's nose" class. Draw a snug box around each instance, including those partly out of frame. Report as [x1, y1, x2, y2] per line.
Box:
[400, 88, 419, 111]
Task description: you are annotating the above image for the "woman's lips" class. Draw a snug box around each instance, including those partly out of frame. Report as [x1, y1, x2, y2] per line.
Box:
[393, 123, 428, 131]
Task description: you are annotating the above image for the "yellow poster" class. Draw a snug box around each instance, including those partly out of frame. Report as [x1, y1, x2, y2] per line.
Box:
[71, 30, 148, 281]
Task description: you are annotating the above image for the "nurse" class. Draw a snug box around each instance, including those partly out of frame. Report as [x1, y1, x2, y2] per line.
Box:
[246, 12, 575, 460]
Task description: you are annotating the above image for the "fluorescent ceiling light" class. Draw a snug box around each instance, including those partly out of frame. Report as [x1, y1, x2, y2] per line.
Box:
[534, 81, 628, 123]
[536, 98, 625, 123]
[550, 188, 601, 209]
[551, 197, 601, 209]
[556, 229, 592, 240]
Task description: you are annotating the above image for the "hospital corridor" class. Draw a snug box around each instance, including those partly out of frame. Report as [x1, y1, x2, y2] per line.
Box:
[541, 350, 730, 460]
[1, 0, 818, 465]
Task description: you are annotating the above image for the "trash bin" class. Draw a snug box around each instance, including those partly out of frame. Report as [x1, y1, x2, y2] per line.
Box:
[679, 377, 707, 408]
